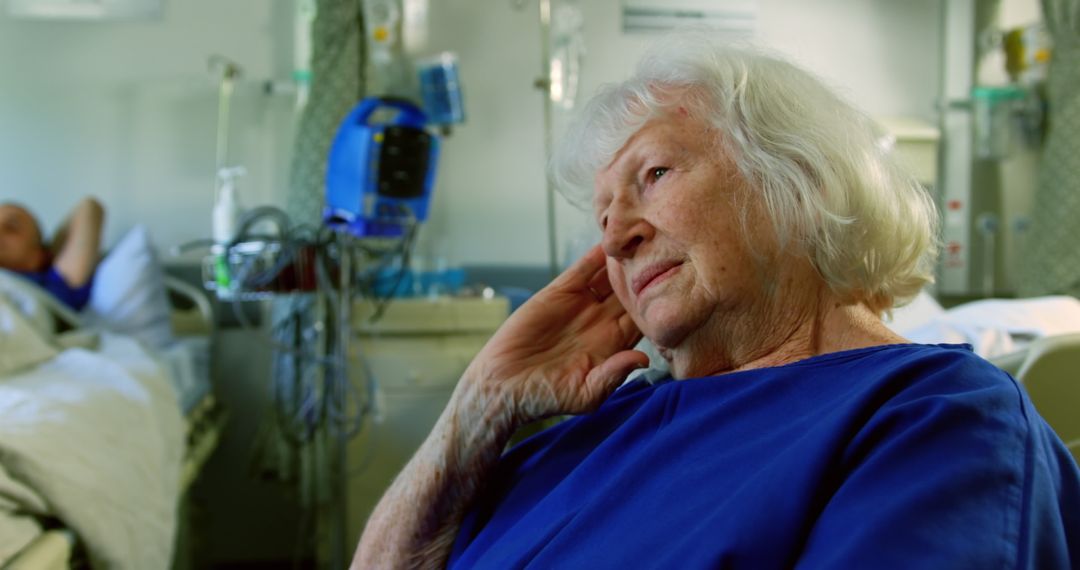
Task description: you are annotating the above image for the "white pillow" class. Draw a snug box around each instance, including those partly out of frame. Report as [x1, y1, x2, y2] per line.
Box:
[0, 297, 58, 375]
[84, 225, 174, 350]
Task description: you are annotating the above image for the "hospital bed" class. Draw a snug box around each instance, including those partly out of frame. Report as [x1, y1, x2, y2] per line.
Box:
[993, 333, 1080, 465]
[0, 226, 226, 569]
[891, 293, 1080, 466]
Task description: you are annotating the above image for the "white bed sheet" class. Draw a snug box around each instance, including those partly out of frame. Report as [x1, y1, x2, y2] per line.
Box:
[158, 336, 212, 414]
[889, 294, 1080, 358]
[0, 461, 46, 562]
[0, 333, 185, 569]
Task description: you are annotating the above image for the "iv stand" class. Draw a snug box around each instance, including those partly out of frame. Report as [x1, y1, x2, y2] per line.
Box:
[536, 0, 559, 279]
[307, 234, 356, 569]
[315, 235, 352, 569]
[331, 238, 351, 568]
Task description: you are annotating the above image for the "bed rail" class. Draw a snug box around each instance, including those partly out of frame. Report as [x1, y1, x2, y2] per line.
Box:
[1017, 332, 1080, 466]
[164, 275, 215, 336]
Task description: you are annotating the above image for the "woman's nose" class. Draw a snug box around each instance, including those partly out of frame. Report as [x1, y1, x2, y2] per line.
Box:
[601, 200, 652, 259]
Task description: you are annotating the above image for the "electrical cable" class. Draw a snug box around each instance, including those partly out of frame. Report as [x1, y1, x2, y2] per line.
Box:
[219, 204, 419, 490]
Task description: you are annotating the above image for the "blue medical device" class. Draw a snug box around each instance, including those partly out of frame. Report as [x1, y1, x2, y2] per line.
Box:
[324, 97, 439, 238]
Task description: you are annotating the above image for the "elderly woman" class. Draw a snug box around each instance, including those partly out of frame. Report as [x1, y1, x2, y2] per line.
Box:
[353, 36, 1080, 568]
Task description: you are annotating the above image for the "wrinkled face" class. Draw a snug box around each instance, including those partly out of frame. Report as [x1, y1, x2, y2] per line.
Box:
[0, 204, 45, 272]
[594, 110, 774, 353]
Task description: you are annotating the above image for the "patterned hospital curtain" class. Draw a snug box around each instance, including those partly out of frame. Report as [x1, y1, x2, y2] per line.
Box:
[286, 0, 366, 226]
[1019, 0, 1080, 296]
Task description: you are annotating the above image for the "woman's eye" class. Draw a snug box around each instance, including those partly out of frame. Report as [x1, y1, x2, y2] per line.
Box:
[650, 167, 669, 182]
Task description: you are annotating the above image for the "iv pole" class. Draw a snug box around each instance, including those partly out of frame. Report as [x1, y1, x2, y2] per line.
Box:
[536, 0, 560, 279]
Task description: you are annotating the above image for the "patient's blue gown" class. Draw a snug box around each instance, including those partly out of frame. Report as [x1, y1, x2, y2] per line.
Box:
[449, 344, 1080, 569]
[19, 266, 93, 310]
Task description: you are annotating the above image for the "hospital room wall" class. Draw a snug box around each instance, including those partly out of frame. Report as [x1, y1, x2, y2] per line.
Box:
[0, 0, 940, 268]
[0, 1, 297, 253]
[419, 0, 942, 269]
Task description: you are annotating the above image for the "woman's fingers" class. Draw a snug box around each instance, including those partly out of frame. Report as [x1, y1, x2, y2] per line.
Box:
[585, 265, 614, 301]
[557, 244, 607, 289]
[585, 350, 650, 402]
[615, 310, 642, 346]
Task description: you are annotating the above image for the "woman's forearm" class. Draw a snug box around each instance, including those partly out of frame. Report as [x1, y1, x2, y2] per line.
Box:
[49, 197, 103, 254]
[352, 244, 645, 567]
[352, 374, 516, 569]
[51, 197, 105, 287]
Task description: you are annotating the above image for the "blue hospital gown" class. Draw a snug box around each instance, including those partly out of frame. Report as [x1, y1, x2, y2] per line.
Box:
[449, 344, 1080, 569]
[18, 266, 93, 311]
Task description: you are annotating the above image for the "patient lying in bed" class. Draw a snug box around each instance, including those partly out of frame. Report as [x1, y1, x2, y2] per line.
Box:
[0, 198, 104, 310]
[0, 220, 207, 567]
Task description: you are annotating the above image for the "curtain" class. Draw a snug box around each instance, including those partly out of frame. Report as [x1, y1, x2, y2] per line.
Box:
[1019, 0, 1080, 296]
[285, 0, 366, 227]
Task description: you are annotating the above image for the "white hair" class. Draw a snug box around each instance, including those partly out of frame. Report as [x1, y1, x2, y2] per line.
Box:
[550, 32, 939, 311]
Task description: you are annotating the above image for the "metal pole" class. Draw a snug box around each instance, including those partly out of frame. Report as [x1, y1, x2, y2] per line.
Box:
[330, 237, 351, 568]
[539, 0, 559, 279]
[938, 0, 977, 295]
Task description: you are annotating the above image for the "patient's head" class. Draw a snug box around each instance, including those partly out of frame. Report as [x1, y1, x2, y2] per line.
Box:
[0, 203, 48, 272]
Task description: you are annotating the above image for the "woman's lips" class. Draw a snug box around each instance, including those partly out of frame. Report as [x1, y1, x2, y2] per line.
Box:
[632, 261, 683, 297]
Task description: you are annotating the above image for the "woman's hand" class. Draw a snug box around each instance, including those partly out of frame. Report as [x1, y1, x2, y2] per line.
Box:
[352, 245, 648, 569]
[460, 244, 649, 428]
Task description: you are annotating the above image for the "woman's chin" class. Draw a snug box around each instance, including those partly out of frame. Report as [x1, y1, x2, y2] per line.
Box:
[640, 307, 698, 353]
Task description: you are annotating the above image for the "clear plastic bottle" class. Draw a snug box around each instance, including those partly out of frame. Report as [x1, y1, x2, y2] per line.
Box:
[212, 166, 246, 292]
